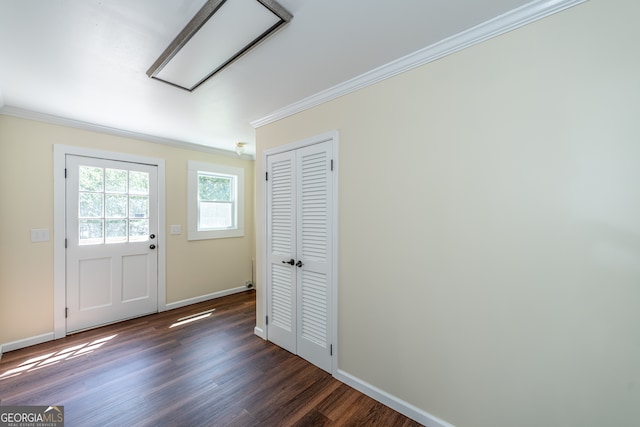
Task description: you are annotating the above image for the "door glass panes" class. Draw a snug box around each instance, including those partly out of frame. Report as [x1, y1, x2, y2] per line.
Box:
[79, 166, 104, 244]
[105, 168, 127, 193]
[129, 196, 149, 218]
[78, 166, 150, 245]
[79, 193, 103, 218]
[129, 171, 149, 194]
[128, 172, 149, 241]
[79, 166, 103, 192]
[106, 219, 127, 243]
[129, 219, 149, 242]
[79, 219, 104, 245]
[197, 173, 234, 230]
[105, 195, 127, 218]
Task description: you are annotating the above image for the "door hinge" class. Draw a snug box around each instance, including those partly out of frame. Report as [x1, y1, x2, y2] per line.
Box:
[65, 307, 69, 318]
[330, 344, 333, 356]
[64, 168, 67, 178]
[266, 315, 269, 325]
[265, 172, 268, 181]
[330, 159, 334, 171]
[65, 238, 67, 249]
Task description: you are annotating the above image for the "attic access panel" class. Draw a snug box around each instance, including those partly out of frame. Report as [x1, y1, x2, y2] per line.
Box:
[147, 0, 292, 91]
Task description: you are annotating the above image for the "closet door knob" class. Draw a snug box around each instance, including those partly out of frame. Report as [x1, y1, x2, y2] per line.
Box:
[282, 259, 295, 265]
[296, 260, 303, 268]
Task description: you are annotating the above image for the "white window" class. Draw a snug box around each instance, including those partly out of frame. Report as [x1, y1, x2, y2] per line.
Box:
[188, 161, 244, 240]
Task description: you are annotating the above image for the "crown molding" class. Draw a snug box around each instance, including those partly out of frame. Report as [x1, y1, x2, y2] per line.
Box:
[0, 105, 255, 160]
[250, 0, 587, 129]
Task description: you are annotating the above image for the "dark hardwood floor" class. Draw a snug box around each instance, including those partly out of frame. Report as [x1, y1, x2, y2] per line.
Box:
[0, 291, 422, 426]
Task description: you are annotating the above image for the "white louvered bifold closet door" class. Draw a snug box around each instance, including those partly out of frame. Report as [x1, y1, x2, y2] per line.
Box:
[266, 140, 333, 373]
[295, 142, 332, 372]
[266, 150, 297, 354]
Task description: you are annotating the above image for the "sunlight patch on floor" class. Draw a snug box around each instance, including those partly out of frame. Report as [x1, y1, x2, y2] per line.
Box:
[170, 309, 215, 328]
[0, 334, 117, 380]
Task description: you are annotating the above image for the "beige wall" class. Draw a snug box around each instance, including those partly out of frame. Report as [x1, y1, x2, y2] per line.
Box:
[0, 115, 254, 345]
[255, 1, 640, 426]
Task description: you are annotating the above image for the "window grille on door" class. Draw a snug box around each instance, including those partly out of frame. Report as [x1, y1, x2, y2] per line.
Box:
[77, 165, 150, 245]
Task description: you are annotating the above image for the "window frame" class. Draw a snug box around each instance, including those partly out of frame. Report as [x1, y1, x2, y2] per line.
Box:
[187, 161, 244, 240]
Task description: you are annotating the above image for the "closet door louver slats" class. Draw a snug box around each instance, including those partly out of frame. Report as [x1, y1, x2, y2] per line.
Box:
[267, 139, 333, 373]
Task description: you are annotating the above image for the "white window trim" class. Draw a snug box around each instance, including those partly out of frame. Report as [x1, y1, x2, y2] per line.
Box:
[188, 160, 244, 240]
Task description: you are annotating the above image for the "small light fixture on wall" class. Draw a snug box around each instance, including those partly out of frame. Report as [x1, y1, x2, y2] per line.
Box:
[236, 142, 247, 156]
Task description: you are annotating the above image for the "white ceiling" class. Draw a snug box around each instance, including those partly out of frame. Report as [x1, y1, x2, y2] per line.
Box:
[0, 0, 533, 156]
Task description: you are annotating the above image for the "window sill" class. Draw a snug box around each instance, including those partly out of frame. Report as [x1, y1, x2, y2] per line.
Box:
[187, 228, 245, 241]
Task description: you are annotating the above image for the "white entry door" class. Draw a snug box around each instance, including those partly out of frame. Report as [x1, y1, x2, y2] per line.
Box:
[66, 155, 158, 333]
[266, 139, 334, 373]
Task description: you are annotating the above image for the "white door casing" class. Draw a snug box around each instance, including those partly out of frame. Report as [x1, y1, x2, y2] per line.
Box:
[65, 155, 158, 332]
[264, 132, 338, 374]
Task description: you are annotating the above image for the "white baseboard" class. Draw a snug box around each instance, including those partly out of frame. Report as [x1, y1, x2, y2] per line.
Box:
[1, 332, 55, 355]
[253, 326, 265, 339]
[164, 286, 249, 311]
[335, 369, 455, 427]
[0, 288, 250, 356]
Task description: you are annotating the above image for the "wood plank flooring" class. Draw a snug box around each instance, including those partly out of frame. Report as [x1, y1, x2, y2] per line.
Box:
[0, 291, 422, 426]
